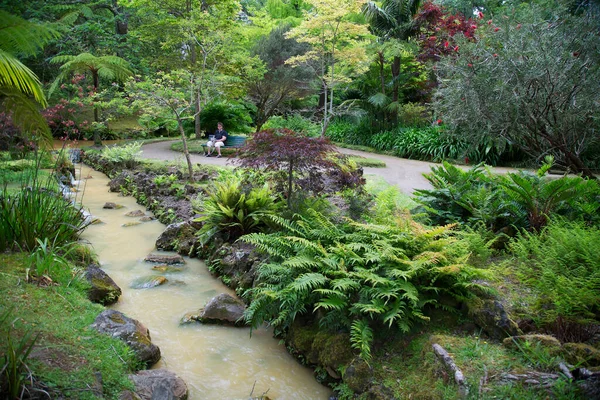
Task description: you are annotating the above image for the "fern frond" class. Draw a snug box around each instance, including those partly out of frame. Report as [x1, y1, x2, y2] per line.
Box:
[350, 319, 373, 362]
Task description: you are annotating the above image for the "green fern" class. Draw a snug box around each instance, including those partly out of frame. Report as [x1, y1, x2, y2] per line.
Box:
[350, 320, 374, 362]
[242, 208, 486, 359]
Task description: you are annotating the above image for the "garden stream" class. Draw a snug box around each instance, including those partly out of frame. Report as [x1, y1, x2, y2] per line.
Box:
[75, 164, 331, 399]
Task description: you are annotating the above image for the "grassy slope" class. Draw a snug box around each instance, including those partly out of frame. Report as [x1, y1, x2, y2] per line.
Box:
[0, 253, 136, 399]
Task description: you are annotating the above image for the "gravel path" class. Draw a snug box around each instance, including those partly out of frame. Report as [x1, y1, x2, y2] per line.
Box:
[140, 140, 518, 194]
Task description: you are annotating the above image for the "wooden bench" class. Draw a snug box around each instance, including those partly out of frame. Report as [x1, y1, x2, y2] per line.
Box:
[201, 135, 246, 154]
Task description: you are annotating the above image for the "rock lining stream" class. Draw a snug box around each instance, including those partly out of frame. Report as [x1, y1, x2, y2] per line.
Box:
[77, 164, 331, 399]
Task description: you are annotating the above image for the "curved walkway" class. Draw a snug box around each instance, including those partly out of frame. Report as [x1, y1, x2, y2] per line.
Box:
[140, 140, 517, 194]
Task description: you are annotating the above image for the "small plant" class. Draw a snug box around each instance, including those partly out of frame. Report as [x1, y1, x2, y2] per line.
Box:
[100, 142, 142, 168]
[0, 309, 38, 400]
[28, 237, 76, 284]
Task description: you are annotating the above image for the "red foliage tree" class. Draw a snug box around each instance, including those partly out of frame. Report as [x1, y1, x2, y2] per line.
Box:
[414, 2, 478, 62]
[236, 129, 363, 208]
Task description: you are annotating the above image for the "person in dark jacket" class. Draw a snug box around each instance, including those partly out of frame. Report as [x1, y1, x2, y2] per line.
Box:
[206, 122, 227, 157]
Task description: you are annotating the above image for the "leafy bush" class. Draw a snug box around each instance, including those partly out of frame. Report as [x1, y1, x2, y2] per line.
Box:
[262, 114, 321, 137]
[241, 210, 486, 361]
[414, 160, 600, 233]
[199, 101, 253, 134]
[0, 186, 89, 252]
[100, 142, 142, 169]
[398, 103, 429, 127]
[509, 219, 600, 325]
[193, 176, 281, 245]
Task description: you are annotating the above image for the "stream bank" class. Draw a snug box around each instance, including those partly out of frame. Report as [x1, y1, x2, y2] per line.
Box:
[77, 163, 332, 399]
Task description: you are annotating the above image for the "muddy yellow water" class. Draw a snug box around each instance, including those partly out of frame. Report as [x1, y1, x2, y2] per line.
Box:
[76, 165, 331, 399]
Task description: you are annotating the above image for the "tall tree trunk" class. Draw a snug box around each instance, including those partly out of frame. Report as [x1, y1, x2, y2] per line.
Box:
[378, 51, 386, 96]
[92, 72, 101, 146]
[177, 114, 194, 181]
[391, 55, 400, 123]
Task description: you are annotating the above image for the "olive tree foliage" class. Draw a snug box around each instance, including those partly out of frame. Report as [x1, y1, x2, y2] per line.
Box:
[126, 71, 196, 180]
[434, 7, 600, 177]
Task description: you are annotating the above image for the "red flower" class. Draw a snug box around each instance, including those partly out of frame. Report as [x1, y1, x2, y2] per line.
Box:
[478, 11, 484, 19]
[453, 46, 459, 52]
[487, 20, 493, 25]
[493, 53, 498, 58]
[468, 63, 473, 67]
[436, 119, 443, 124]
[429, 36, 437, 41]
[494, 27, 500, 32]
[444, 41, 449, 48]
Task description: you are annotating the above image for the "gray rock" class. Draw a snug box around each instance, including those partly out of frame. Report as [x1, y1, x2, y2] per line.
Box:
[140, 216, 155, 222]
[144, 254, 185, 265]
[197, 293, 246, 326]
[209, 242, 263, 290]
[119, 391, 142, 400]
[91, 310, 161, 368]
[103, 202, 123, 209]
[344, 357, 373, 394]
[129, 369, 188, 400]
[85, 264, 122, 305]
[126, 210, 146, 217]
[155, 221, 198, 256]
[467, 299, 521, 340]
[130, 276, 168, 289]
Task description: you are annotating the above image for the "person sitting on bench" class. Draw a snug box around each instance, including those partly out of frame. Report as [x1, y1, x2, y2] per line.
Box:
[206, 122, 227, 158]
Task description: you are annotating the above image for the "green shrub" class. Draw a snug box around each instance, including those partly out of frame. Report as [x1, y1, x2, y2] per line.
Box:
[194, 176, 281, 244]
[398, 103, 429, 127]
[199, 101, 253, 134]
[509, 219, 600, 325]
[414, 160, 600, 233]
[263, 114, 321, 137]
[100, 142, 142, 168]
[241, 210, 487, 361]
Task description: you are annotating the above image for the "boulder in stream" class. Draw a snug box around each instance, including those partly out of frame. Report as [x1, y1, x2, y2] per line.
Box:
[144, 253, 185, 265]
[85, 264, 122, 305]
[130, 276, 168, 289]
[103, 202, 124, 209]
[139, 216, 155, 222]
[182, 293, 246, 326]
[155, 221, 199, 256]
[128, 369, 188, 400]
[91, 310, 161, 368]
[126, 210, 146, 217]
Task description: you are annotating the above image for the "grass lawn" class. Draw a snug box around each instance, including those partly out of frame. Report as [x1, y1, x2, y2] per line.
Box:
[0, 253, 136, 399]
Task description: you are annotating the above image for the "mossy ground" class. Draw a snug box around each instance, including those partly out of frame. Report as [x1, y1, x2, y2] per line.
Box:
[0, 253, 136, 399]
[364, 319, 584, 400]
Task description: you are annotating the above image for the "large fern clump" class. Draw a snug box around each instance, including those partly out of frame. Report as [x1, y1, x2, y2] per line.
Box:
[241, 209, 486, 361]
[414, 159, 600, 234]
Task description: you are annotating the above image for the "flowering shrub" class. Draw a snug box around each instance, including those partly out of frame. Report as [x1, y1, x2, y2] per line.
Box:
[43, 74, 93, 140]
